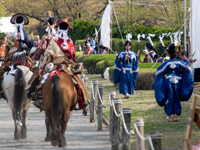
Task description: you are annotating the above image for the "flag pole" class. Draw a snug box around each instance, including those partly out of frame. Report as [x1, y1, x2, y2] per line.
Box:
[184, 0, 187, 53]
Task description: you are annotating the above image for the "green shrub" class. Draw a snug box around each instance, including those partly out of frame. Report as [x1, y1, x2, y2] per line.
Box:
[135, 72, 156, 90]
[77, 55, 88, 63]
[0, 32, 5, 40]
[83, 54, 116, 74]
[69, 19, 97, 42]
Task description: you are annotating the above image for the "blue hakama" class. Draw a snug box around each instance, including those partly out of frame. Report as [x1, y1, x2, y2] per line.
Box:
[154, 59, 194, 116]
[113, 50, 138, 95]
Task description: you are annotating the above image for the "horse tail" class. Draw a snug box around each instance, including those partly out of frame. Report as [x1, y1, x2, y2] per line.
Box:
[14, 68, 25, 119]
[51, 74, 61, 131]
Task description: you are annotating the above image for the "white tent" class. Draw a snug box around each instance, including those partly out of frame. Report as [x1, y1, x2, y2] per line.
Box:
[190, 0, 200, 68]
[0, 17, 15, 33]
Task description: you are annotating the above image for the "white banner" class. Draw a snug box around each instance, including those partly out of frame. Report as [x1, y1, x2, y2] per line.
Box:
[191, 0, 200, 68]
[100, 4, 112, 49]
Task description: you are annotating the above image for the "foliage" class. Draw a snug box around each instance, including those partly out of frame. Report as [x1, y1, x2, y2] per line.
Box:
[3, 0, 189, 41]
[69, 19, 98, 42]
[4, 0, 108, 22]
[83, 54, 116, 74]
[0, 32, 5, 39]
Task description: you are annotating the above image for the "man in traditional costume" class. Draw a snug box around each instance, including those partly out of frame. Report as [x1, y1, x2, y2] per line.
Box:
[9, 13, 34, 65]
[0, 13, 34, 77]
[113, 41, 139, 99]
[27, 17, 88, 110]
[154, 43, 193, 122]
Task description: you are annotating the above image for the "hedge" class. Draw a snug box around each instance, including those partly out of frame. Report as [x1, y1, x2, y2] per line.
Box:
[109, 65, 159, 90]
[83, 54, 116, 74]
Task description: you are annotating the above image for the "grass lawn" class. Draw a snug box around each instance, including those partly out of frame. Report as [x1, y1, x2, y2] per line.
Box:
[85, 72, 200, 150]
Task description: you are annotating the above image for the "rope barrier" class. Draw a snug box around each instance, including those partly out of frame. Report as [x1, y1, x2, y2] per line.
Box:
[111, 100, 121, 117]
[91, 82, 106, 108]
[121, 111, 135, 135]
[134, 123, 155, 150]
[96, 86, 106, 108]
[110, 95, 156, 150]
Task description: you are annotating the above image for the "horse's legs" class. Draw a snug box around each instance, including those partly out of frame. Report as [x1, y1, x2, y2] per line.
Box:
[21, 100, 31, 139]
[14, 121, 21, 140]
[13, 112, 22, 140]
[45, 115, 51, 141]
[49, 114, 59, 147]
[58, 110, 70, 147]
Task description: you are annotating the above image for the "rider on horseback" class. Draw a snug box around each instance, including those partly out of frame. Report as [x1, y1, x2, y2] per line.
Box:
[0, 13, 34, 80]
[27, 17, 88, 111]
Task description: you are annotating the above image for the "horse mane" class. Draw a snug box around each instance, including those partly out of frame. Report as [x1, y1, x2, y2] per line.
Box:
[14, 68, 25, 119]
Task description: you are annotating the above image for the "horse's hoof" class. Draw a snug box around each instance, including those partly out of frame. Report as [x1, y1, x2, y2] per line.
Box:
[58, 139, 66, 147]
[51, 141, 58, 146]
[20, 134, 27, 139]
[82, 108, 87, 116]
[45, 136, 51, 142]
[14, 136, 20, 140]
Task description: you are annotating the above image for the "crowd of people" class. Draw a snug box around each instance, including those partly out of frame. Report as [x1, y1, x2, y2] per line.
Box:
[82, 34, 108, 55]
[141, 42, 189, 66]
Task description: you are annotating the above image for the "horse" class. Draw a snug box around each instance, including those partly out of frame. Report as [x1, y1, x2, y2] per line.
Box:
[42, 71, 78, 147]
[1, 65, 33, 140]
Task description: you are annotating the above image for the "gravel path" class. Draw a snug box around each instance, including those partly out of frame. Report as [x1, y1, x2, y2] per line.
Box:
[0, 100, 111, 150]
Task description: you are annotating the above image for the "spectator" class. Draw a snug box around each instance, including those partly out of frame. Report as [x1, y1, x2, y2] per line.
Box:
[101, 47, 108, 54]
[34, 35, 40, 47]
[174, 41, 182, 60]
[83, 42, 93, 55]
[145, 42, 154, 62]
[181, 51, 189, 66]
[142, 49, 152, 63]
[149, 47, 157, 62]
[89, 34, 96, 49]
[98, 45, 103, 54]
[154, 43, 193, 122]
[154, 54, 163, 63]
[84, 34, 90, 46]
[113, 41, 139, 99]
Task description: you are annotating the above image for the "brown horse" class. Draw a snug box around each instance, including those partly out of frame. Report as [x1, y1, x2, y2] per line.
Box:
[42, 71, 78, 147]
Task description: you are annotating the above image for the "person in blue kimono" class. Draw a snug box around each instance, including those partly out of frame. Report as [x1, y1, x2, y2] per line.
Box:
[154, 43, 193, 122]
[113, 41, 139, 99]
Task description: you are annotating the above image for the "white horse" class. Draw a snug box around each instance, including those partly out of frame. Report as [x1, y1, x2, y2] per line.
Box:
[1, 65, 33, 140]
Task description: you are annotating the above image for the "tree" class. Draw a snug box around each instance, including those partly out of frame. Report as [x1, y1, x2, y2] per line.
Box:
[4, 0, 108, 22]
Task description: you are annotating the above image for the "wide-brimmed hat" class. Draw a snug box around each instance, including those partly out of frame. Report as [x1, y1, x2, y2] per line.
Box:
[10, 13, 29, 25]
[55, 18, 73, 30]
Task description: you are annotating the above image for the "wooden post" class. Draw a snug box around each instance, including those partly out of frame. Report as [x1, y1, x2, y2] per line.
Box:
[80, 73, 85, 80]
[122, 108, 132, 150]
[185, 94, 197, 140]
[111, 98, 122, 150]
[97, 84, 103, 131]
[110, 91, 116, 141]
[136, 119, 145, 150]
[184, 94, 198, 150]
[90, 80, 98, 123]
[149, 131, 162, 150]
[84, 77, 89, 90]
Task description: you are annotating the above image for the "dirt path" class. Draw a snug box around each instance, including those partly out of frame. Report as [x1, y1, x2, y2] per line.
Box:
[0, 100, 111, 150]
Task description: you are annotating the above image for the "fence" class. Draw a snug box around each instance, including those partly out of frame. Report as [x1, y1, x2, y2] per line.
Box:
[83, 78, 163, 150]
